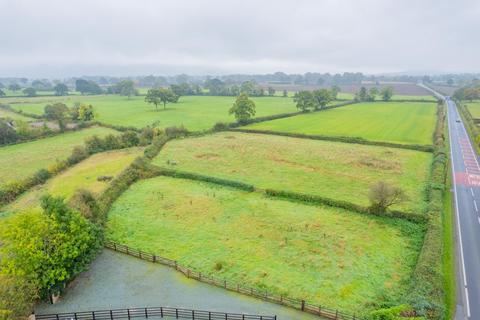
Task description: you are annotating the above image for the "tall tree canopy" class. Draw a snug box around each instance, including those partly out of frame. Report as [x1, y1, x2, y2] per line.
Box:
[229, 93, 256, 122]
[145, 88, 178, 110]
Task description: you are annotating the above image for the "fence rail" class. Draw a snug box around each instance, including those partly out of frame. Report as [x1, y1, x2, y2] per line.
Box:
[35, 306, 276, 320]
[105, 241, 361, 320]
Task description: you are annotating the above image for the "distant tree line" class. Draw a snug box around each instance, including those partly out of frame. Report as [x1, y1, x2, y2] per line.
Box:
[453, 81, 480, 101]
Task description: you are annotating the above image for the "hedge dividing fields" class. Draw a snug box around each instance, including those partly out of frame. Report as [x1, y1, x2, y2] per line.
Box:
[152, 132, 431, 213]
[242, 101, 436, 146]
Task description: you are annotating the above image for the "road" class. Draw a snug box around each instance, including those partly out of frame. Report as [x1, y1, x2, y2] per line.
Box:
[425, 85, 480, 319]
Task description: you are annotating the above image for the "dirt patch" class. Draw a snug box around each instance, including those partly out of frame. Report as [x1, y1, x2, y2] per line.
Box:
[195, 153, 220, 160]
[356, 156, 401, 171]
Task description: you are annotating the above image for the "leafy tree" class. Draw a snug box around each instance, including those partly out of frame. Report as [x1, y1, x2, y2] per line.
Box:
[380, 86, 394, 101]
[355, 87, 368, 101]
[204, 78, 225, 95]
[145, 88, 178, 110]
[240, 81, 256, 95]
[0, 82, 4, 89]
[44, 103, 69, 131]
[75, 79, 102, 95]
[368, 87, 379, 101]
[229, 93, 256, 122]
[330, 85, 340, 100]
[368, 181, 407, 213]
[8, 83, 21, 92]
[113, 80, 137, 98]
[0, 196, 102, 299]
[22, 87, 36, 97]
[267, 87, 275, 96]
[0, 274, 37, 320]
[313, 89, 333, 110]
[0, 119, 19, 144]
[0, 89, 5, 97]
[53, 83, 69, 96]
[283, 89, 288, 97]
[79, 104, 94, 121]
[293, 91, 315, 112]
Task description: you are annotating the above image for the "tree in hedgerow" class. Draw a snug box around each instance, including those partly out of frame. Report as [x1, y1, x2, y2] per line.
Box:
[293, 91, 315, 112]
[44, 102, 69, 131]
[330, 85, 340, 100]
[0, 274, 37, 320]
[145, 88, 178, 110]
[355, 86, 368, 101]
[313, 89, 333, 110]
[229, 93, 256, 123]
[267, 87, 275, 96]
[53, 83, 69, 96]
[0, 88, 5, 97]
[78, 104, 95, 121]
[380, 87, 394, 101]
[368, 181, 407, 213]
[282, 89, 288, 97]
[368, 87, 379, 101]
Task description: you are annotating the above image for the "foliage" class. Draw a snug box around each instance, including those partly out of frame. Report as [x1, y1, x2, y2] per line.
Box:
[109, 80, 138, 98]
[381, 87, 394, 101]
[69, 189, 101, 224]
[369, 304, 423, 320]
[0, 89, 5, 97]
[293, 91, 315, 112]
[0, 119, 19, 144]
[75, 79, 103, 95]
[229, 93, 256, 122]
[0, 274, 37, 320]
[0, 196, 102, 299]
[312, 88, 333, 109]
[368, 181, 408, 213]
[145, 88, 178, 110]
[53, 83, 69, 96]
[8, 83, 21, 92]
[71, 103, 95, 121]
[44, 102, 69, 131]
[22, 87, 36, 97]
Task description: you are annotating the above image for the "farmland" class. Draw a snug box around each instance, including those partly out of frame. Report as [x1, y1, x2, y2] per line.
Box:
[465, 101, 480, 118]
[152, 132, 431, 212]
[0, 108, 35, 121]
[8, 95, 299, 130]
[1, 147, 143, 217]
[107, 176, 424, 314]
[243, 102, 437, 145]
[0, 126, 118, 186]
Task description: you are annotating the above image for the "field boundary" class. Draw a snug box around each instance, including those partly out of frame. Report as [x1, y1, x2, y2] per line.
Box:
[147, 165, 426, 222]
[229, 128, 434, 153]
[456, 101, 480, 154]
[105, 241, 362, 320]
[35, 306, 277, 320]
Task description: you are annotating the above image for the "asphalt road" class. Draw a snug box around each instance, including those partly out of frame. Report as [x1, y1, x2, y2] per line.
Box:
[443, 95, 480, 319]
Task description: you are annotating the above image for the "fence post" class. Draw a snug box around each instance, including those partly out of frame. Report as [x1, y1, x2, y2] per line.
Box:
[145, 307, 148, 318]
[113, 242, 117, 251]
[126, 246, 129, 254]
[224, 280, 227, 288]
[110, 309, 113, 320]
[175, 308, 178, 319]
[192, 310, 194, 320]
[353, 313, 356, 320]
[237, 284, 239, 292]
[92, 311, 96, 320]
[56, 314, 59, 320]
[187, 270, 190, 278]
[153, 255, 156, 262]
[318, 305, 321, 315]
[160, 307, 163, 318]
[209, 311, 211, 320]
[74, 312, 78, 320]
[199, 272, 201, 280]
[301, 300, 305, 311]
[335, 309, 338, 319]
[139, 251, 142, 259]
[127, 309, 130, 320]
[175, 261, 178, 270]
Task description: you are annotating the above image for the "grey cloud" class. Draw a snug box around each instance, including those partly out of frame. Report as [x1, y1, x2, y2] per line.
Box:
[0, 0, 479, 77]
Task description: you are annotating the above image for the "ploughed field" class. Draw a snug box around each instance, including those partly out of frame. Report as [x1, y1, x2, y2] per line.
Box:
[242, 102, 436, 146]
[152, 132, 431, 213]
[0, 126, 118, 186]
[1, 148, 143, 217]
[7, 95, 299, 130]
[106, 176, 424, 314]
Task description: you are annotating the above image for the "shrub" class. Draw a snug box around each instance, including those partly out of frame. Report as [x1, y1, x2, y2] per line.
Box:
[369, 304, 423, 320]
[67, 145, 89, 165]
[165, 125, 188, 138]
[213, 122, 230, 131]
[32, 169, 51, 185]
[103, 134, 122, 150]
[69, 189, 101, 224]
[120, 130, 140, 147]
[368, 181, 407, 214]
[84, 135, 105, 154]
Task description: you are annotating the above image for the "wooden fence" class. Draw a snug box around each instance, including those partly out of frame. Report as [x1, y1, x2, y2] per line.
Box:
[105, 241, 361, 320]
[35, 306, 276, 320]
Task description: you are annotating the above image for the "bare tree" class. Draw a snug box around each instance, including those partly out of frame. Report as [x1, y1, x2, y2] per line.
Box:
[368, 181, 407, 213]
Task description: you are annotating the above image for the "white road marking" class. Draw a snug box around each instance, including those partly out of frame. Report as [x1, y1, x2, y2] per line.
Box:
[478, 217, 480, 225]
[447, 100, 472, 318]
[471, 188, 475, 197]
[474, 200, 478, 212]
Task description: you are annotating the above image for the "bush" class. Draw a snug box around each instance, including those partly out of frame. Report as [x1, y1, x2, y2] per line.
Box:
[32, 168, 51, 185]
[69, 189, 101, 224]
[103, 134, 122, 150]
[165, 125, 188, 138]
[213, 122, 230, 131]
[120, 130, 140, 147]
[84, 135, 105, 154]
[67, 145, 89, 165]
[369, 304, 423, 320]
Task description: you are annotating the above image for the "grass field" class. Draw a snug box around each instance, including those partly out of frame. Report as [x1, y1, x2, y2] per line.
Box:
[1, 148, 143, 217]
[152, 132, 431, 212]
[0, 108, 35, 121]
[464, 101, 480, 118]
[8, 95, 299, 130]
[392, 94, 437, 101]
[0, 126, 118, 186]
[106, 176, 424, 314]
[242, 102, 436, 145]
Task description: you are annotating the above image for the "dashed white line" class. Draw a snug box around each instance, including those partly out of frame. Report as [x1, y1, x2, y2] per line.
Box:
[478, 217, 480, 225]
[471, 188, 475, 197]
[465, 287, 471, 318]
[474, 200, 478, 212]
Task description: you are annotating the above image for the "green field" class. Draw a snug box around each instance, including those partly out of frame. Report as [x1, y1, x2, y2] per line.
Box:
[243, 102, 436, 145]
[0, 108, 35, 121]
[0, 126, 118, 186]
[392, 94, 436, 101]
[107, 176, 423, 313]
[465, 101, 480, 118]
[9, 95, 298, 130]
[1, 148, 143, 216]
[152, 132, 431, 212]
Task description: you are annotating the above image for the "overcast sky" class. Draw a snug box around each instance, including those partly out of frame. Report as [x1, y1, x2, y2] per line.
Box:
[0, 0, 479, 77]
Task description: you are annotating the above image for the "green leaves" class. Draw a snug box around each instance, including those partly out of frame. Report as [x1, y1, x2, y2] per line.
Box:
[229, 93, 256, 122]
